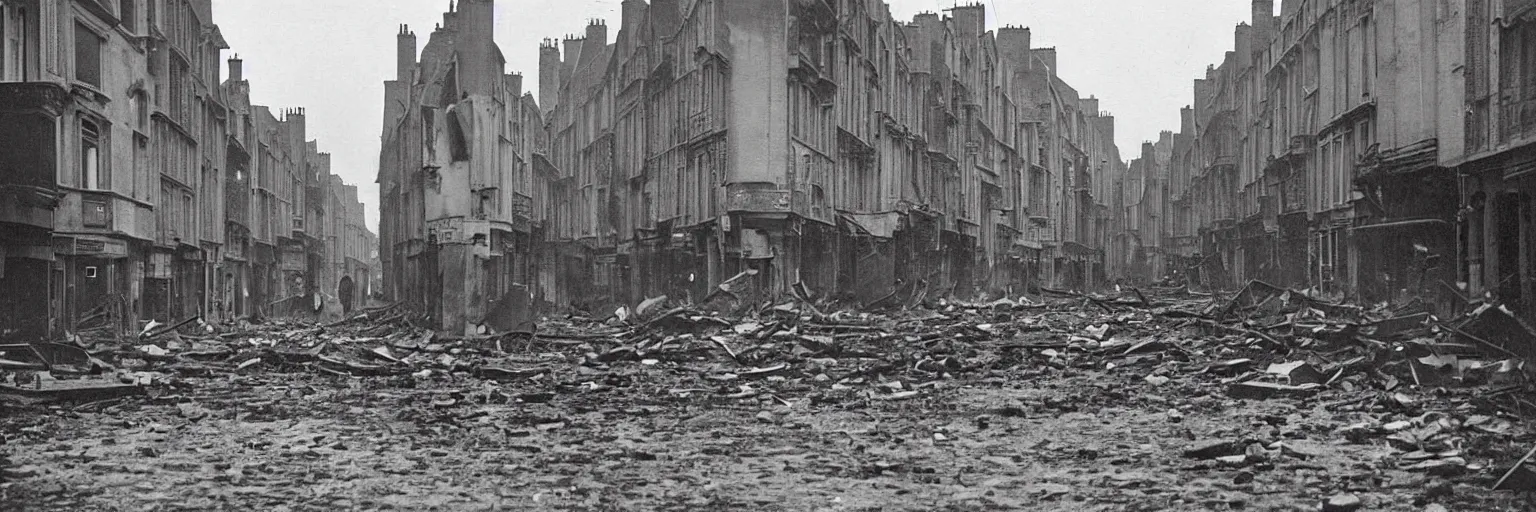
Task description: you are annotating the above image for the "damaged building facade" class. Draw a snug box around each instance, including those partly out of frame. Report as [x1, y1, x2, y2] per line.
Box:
[377, 1, 546, 336]
[1460, 0, 1536, 321]
[0, 0, 374, 343]
[1122, 0, 1536, 323]
[379, 0, 1129, 334]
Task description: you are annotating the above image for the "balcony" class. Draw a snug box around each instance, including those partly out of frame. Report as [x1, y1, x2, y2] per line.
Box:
[687, 111, 714, 142]
[0, 83, 69, 231]
[1500, 96, 1536, 145]
[1288, 134, 1316, 155]
[727, 187, 792, 213]
[1208, 155, 1237, 171]
[789, 0, 835, 33]
[0, 82, 71, 117]
[510, 193, 532, 229]
[0, 184, 61, 230]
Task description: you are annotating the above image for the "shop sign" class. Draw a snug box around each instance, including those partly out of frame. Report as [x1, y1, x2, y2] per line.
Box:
[53, 236, 128, 258]
[729, 190, 791, 212]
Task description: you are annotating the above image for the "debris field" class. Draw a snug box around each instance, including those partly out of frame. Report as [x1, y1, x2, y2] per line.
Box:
[3, 284, 1536, 511]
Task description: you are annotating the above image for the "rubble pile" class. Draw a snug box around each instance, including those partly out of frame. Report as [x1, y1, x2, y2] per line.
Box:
[3, 283, 1536, 509]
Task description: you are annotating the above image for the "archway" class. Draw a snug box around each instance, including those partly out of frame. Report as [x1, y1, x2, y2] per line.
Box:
[338, 276, 356, 314]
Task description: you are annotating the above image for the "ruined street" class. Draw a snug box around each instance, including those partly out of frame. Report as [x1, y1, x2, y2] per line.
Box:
[4, 287, 1536, 511]
[5, 0, 1536, 508]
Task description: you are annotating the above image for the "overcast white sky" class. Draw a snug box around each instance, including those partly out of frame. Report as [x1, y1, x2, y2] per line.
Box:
[210, 0, 1263, 233]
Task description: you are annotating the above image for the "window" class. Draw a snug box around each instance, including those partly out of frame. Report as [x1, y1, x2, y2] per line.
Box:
[74, 22, 101, 87]
[1361, 16, 1372, 96]
[182, 192, 193, 241]
[119, 0, 137, 33]
[81, 117, 106, 189]
[169, 57, 188, 123]
[1, 4, 8, 80]
[131, 91, 148, 131]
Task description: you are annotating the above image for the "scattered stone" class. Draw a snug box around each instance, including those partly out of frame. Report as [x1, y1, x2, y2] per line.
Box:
[1423, 479, 1454, 500]
[178, 402, 209, 421]
[1216, 454, 1249, 467]
[1273, 441, 1325, 460]
[1404, 457, 1467, 477]
[2, 465, 42, 479]
[1265, 361, 1326, 385]
[1227, 381, 1320, 400]
[1322, 494, 1362, 512]
[1183, 440, 1244, 460]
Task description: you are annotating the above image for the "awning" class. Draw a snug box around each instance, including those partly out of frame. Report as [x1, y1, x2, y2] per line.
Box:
[1014, 239, 1044, 251]
[1350, 218, 1452, 233]
[839, 212, 900, 238]
[1061, 241, 1101, 256]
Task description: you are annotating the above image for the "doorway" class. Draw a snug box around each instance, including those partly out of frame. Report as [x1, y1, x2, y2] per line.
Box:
[1493, 191, 1525, 309]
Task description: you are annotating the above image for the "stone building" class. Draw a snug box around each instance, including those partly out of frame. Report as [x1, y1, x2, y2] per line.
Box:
[528, 0, 1124, 309]
[1147, 0, 1483, 316]
[377, 0, 1128, 332]
[0, 0, 153, 339]
[1458, 0, 1536, 320]
[378, 1, 545, 335]
[220, 77, 376, 322]
[0, 0, 371, 342]
[1117, 132, 1172, 284]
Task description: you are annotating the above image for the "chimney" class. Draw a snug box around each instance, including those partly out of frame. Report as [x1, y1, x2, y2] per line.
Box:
[585, 19, 607, 47]
[950, 3, 985, 39]
[443, 0, 458, 31]
[562, 35, 584, 72]
[538, 39, 561, 113]
[506, 73, 523, 97]
[227, 53, 243, 82]
[288, 108, 307, 151]
[1031, 48, 1057, 78]
[996, 26, 1031, 70]
[1252, 0, 1276, 41]
[1234, 24, 1252, 67]
[457, 0, 495, 94]
[397, 24, 417, 83]
[1180, 107, 1194, 136]
[620, 0, 646, 47]
[1098, 115, 1115, 149]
